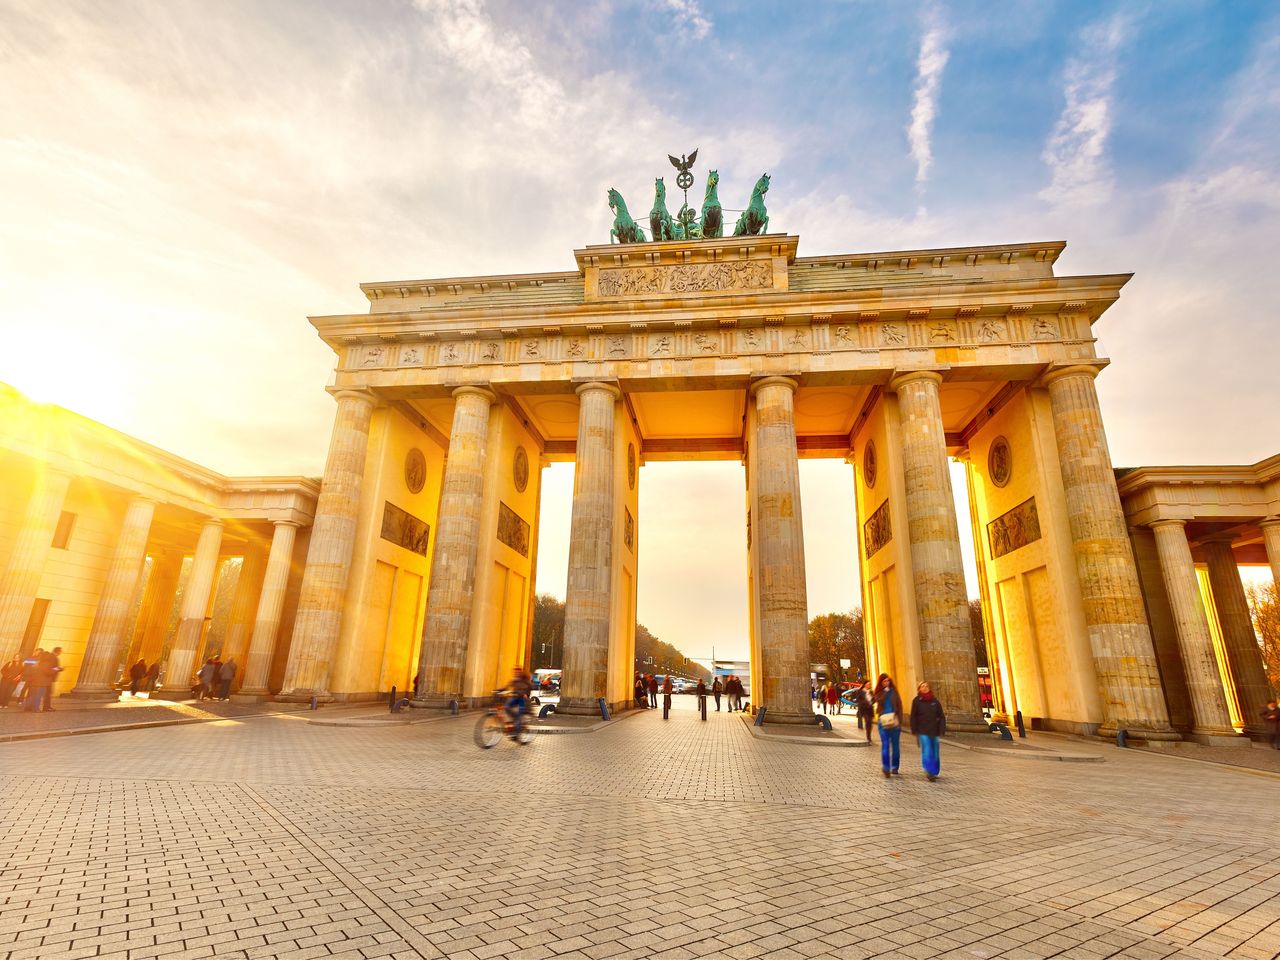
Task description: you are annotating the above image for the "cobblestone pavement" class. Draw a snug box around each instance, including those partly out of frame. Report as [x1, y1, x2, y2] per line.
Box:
[0, 697, 319, 740]
[2, 702, 1278, 960]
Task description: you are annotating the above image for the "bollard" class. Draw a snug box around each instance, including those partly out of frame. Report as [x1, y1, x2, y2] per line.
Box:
[389, 686, 397, 713]
[754, 706, 767, 726]
[1014, 710, 1026, 738]
[309, 695, 318, 711]
[700, 696, 707, 721]
[662, 695, 671, 720]
[449, 699, 459, 716]
[597, 698, 610, 721]
[1116, 728, 1128, 748]
[539, 703, 557, 719]
[814, 713, 832, 731]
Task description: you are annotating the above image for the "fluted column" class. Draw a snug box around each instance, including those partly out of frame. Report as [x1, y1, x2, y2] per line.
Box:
[889, 371, 985, 731]
[235, 521, 299, 699]
[414, 386, 497, 705]
[1203, 537, 1270, 737]
[1149, 521, 1238, 739]
[220, 545, 265, 677]
[1261, 520, 1280, 592]
[69, 496, 157, 698]
[125, 548, 180, 666]
[1043, 365, 1176, 739]
[163, 519, 225, 695]
[0, 469, 71, 663]
[747, 377, 812, 723]
[557, 382, 620, 715]
[278, 389, 377, 701]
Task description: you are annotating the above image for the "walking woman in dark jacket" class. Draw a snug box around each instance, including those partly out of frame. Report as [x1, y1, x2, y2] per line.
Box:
[909, 681, 946, 781]
[873, 674, 905, 777]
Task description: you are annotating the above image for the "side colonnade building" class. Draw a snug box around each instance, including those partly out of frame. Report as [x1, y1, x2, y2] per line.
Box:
[0, 384, 318, 700]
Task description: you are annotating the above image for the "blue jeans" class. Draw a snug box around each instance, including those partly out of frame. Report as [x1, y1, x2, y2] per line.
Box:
[919, 734, 941, 777]
[505, 696, 527, 734]
[879, 725, 900, 771]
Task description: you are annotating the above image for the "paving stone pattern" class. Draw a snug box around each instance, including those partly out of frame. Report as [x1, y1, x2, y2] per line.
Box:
[1, 703, 1278, 960]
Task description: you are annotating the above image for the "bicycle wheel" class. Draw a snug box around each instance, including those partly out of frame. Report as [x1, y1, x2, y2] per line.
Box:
[474, 713, 503, 749]
[515, 721, 536, 746]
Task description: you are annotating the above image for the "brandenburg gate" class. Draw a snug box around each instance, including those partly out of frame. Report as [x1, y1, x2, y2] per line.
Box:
[273, 223, 1196, 739]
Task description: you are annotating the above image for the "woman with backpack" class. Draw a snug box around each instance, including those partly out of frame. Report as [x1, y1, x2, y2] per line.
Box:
[873, 673, 904, 778]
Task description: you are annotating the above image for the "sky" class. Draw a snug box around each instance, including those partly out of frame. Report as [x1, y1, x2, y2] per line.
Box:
[2, 1, 1277, 659]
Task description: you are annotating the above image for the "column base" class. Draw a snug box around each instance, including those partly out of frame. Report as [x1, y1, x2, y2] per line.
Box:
[1097, 723, 1183, 742]
[274, 690, 334, 704]
[946, 714, 991, 734]
[555, 697, 609, 717]
[65, 687, 122, 702]
[762, 709, 818, 726]
[230, 690, 272, 703]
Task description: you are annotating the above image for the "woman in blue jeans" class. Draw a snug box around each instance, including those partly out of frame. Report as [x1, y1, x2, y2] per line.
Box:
[910, 681, 947, 781]
[873, 674, 904, 777]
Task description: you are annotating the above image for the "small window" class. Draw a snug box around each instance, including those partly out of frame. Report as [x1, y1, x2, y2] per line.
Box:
[52, 511, 76, 549]
[21, 598, 50, 657]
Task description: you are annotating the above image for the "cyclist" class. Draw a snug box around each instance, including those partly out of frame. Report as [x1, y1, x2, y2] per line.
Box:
[505, 666, 532, 740]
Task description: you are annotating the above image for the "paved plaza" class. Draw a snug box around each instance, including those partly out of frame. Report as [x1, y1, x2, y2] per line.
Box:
[2, 701, 1278, 960]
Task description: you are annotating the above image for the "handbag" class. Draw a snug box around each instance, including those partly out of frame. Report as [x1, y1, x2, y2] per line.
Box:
[879, 710, 899, 729]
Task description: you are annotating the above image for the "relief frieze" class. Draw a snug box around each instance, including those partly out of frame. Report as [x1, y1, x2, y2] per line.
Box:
[497, 501, 531, 557]
[863, 500, 892, 559]
[381, 502, 430, 556]
[597, 260, 773, 298]
[988, 497, 1041, 560]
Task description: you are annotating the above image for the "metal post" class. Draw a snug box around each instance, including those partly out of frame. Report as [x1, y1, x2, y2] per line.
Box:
[700, 695, 707, 721]
[1014, 710, 1026, 738]
[663, 694, 671, 720]
[389, 685, 396, 713]
[755, 706, 767, 726]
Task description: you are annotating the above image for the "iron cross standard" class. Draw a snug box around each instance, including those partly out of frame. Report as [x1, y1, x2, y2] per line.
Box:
[668, 148, 698, 235]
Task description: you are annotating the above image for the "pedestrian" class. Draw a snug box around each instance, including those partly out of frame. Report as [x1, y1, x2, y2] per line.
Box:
[873, 673, 904, 778]
[0, 655, 22, 707]
[19, 651, 41, 709]
[144, 660, 160, 694]
[126, 658, 146, 696]
[196, 658, 217, 700]
[910, 681, 946, 781]
[634, 672, 647, 709]
[811, 683, 819, 710]
[733, 676, 746, 712]
[712, 676, 722, 712]
[826, 683, 840, 716]
[26, 647, 59, 712]
[1263, 700, 1280, 750]
[217, 659, 236, 700]
[696, 677, 707, 710]
[854, 682, 874, 742]
[647, 673, 658, 709]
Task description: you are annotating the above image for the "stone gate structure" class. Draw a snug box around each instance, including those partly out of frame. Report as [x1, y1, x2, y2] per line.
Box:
[274, 231, 1223, 737]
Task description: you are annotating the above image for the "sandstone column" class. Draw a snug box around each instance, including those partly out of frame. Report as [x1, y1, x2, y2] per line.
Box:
[1202, 537, 1270, 737]
[220, 545, 266, 674]
[747, 377, 812, 723]
[1149, 520, 1238, 740]
[163, 519, 225, 695]
[557, 382, 620, 716]
[126, 548, 182, 667]
[1260, 520, 1280, 591]
[1042, 365, 1176, 739]
[0, 469, 71, 663]
[69, 496, 157, 699]
[414, 386, 497, 705]
[236, 521, 299, 700]
[888, 372, 986, 731]
[278, 389, 377, 701]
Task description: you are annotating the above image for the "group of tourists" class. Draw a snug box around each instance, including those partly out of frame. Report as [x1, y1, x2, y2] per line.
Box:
[194, 657, 236, 701]
[712, 675, 747, 712]
[124, 658, 161, 695]
[0, 648, 62, 711]
[813, 681, 845, 715]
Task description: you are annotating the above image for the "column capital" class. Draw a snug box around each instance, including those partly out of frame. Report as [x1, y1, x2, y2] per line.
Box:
[573, 381, 621, 399]
[1258, 517, 1280, 531]
[887, 369, 943, 393]
[271, 519, 303, 529]
[1037, 361, 1107, 389]
[749, 375, 799, 397]
[199, 517, 226, 529]
[331, 386, 379, 408]
[1148, 518, 1187, 532]
[451, 384, 497, 404]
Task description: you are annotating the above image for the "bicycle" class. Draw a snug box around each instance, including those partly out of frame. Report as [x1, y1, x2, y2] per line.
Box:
[474, 691, 535, 749]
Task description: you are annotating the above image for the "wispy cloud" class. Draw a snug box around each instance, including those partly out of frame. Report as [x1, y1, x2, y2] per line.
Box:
[907, 13, 949, 189]
[657, 0, 712, 40]
[1040, 14, 1127, 207]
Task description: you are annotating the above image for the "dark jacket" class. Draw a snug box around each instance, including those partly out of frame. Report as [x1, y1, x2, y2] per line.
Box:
[910, 695, 946, 737]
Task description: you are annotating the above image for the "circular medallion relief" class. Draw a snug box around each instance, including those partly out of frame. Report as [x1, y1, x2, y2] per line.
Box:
[513, 446, 529, 493]
[862, 441, 878, 490]
[988, 436, 1012, 488]
[404, 448, 426, 495]
[627, 443, 636, 490]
